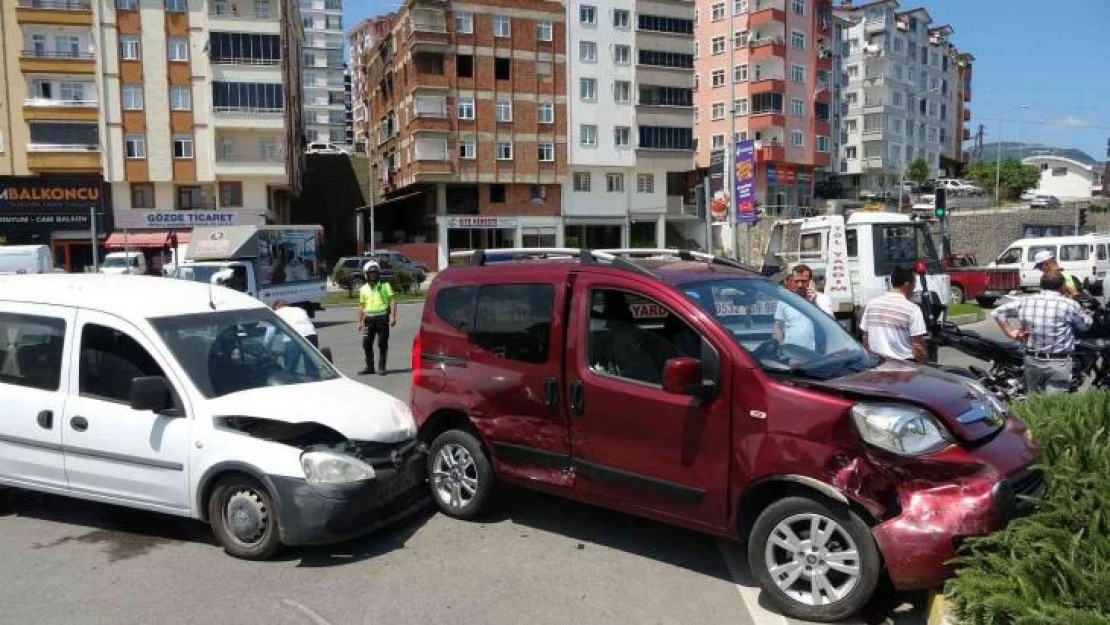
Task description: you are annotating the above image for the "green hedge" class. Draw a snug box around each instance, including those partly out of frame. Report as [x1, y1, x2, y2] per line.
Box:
[945, 392, 1110, 625]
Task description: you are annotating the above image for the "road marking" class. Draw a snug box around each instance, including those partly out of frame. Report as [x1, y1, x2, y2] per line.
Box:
[282, 599, 333, 625]
[717, 541, 790, 625]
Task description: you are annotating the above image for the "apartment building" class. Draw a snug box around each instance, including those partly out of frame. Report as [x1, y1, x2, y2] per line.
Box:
[564, 0, 699, 248]
[102, 0, 303, 246]
[939, 34, 972, 173]
[694, 0, 836, 210]
[835, 1, 970, 195]
[349, 15, 394, 150]
[352, 0, 568, 269]
[301, 0, 347, 144]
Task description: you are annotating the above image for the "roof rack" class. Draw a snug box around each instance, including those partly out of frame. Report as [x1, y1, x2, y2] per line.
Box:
[597, 248, 757, 273]
[448, 248, 659, 279]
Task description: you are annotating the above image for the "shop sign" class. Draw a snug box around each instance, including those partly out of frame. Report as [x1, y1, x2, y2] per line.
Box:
[446, 217, 520, 229]
[113, 209, 266, 230]
[0, 176, 109, 235]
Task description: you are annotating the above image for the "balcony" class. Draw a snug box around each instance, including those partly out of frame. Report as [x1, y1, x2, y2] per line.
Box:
[749, 113, 785, 129]
[23, 97, 98, 121]
[213, 106, 284, 129]
[814, 151, 831, 167]
[26, 143, 100, 171]
[755, 145, 785, 162]
[864, 17, 887, 33]
[16, 0, 92, 25]
[750, 0, 785, 26]
[407, 13, 449, 52]
[666, 195, 698, 218]
[209, 1, 278, 20]
[748, 37, 785, 60]
[963, 108, 971, 122]
[214, 152, 285, 177]
[20, 48, 95, 74]
[860, 156, 884, 169]
[413, 95, 447, 118]
[749, 77, 785, 95]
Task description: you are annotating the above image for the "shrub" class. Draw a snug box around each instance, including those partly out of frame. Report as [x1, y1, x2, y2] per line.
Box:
[391, 269, 414, 294]
[945, 392, 1110, 625]
[332, 265, 352, 290]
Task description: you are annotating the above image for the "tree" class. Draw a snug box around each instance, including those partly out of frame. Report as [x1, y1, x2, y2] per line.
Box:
[907, 158, 930, 183]
[966, 158, 1041, 201]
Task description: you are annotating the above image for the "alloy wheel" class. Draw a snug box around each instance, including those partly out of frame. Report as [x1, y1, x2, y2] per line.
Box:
[764, 513, 862, 607]
[431, 443, 478, 510]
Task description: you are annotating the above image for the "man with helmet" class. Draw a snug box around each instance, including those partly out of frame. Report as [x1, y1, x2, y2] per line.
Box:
[1032, 250, 1080, 299]
[357, 260, 396, 375]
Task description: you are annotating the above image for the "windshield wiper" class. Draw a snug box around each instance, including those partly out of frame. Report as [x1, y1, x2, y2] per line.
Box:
[792, 351, 876, 376]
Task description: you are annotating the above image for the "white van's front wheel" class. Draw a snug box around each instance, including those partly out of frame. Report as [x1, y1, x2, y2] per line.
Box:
[208, 477, 283, 560]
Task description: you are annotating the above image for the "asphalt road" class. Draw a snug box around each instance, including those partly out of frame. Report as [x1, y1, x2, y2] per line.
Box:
[0, 303, 1009, 625]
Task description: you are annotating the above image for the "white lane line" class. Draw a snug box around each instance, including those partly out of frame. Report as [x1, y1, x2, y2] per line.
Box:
[717, 540, 790, 625]
[281, 599, 333, 625]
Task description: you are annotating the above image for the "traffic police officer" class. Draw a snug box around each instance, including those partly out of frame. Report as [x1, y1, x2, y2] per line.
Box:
[357, 261, 396, 375]
[1032, 250, 1080, 299]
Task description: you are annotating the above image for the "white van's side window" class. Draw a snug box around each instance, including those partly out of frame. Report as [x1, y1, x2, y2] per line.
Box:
[1059, 244, 1089, 262]
[1099, 245, 1108, 261]
[0, 313, 66, 391]
[996, 248, 1022, 265]
[1027, 245, 1056, 262]
[79, 324, 167, 404]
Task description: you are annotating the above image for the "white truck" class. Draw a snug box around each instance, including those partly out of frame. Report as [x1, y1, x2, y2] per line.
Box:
[762, 210, 951, 332]
[0, 245, 53, 275]
[171, 225, 327, 316]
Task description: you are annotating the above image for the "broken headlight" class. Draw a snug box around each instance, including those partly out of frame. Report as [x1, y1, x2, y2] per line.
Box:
[850, 402, 951, 457]
[301, 450, 376, 484]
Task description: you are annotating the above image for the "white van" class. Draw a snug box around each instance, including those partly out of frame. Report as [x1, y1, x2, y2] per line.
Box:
[99, 251, 148, 275]
[0, 275, 426, 559]
[0, 245, 53, 275]
[989, 234, 1110, 291]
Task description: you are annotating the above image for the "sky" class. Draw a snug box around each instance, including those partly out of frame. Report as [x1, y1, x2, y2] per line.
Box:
[342, 0, 1110, 161]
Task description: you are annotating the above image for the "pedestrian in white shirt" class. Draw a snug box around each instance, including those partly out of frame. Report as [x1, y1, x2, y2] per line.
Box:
[273, 300, 318, 347]
[773, 264, 835, 351]
[860, 266, 928, 363]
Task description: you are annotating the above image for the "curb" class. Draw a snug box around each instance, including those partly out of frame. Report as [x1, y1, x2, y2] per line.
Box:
[926, 590, 955, 625]
[947, 310, 984, 325]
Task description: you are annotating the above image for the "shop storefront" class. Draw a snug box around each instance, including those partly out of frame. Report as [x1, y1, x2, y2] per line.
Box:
[436, 216, 562, 268]
[110, 209, 267, 274]
[0, 176, 111, 272]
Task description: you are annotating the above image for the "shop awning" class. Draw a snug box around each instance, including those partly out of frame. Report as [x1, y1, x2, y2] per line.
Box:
[104, 231, 192, 249]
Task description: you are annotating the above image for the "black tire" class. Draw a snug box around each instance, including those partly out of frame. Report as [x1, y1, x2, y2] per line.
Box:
[208, 476, 284, 560]
[949, 284, 965, 305]
[747, 496, 881, 622]
[427, 429, 494, 520]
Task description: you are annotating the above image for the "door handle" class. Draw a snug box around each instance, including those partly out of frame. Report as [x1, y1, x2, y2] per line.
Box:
[36, 410, 53, 429]
[569, 380, 584, 416]
[70, 416, 88, 432]
[544, 377, 559, 409]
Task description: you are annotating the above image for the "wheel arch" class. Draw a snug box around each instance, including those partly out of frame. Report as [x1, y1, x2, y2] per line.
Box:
[195, 461, 281, 523]
[736, 475, 879, 540]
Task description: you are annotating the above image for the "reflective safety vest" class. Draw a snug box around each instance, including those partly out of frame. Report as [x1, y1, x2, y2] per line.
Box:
[359, 281, 393, 315]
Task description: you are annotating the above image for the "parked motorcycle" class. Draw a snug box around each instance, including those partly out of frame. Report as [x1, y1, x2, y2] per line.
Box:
[933, 322, 1028, 401]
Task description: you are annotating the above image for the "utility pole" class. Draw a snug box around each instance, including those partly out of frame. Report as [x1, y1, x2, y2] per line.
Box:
[89, 206, 99, 271]
[726, 0, 738, 260]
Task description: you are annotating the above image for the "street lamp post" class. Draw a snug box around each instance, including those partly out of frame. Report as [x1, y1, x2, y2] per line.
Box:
[993, 103, 1033, 205]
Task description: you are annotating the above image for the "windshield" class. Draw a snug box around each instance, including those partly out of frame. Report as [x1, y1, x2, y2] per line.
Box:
[873, 223, 941, 275]
[681, 278, 878, 379]
[151, 309, 338, 398]
[103, 256, 138, 268]
[171, 264, 248, 292]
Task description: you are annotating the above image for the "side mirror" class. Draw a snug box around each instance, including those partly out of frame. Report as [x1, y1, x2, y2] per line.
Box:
[130, 376, 175, 414]
[320, 346, 333, 363]
[662, 357, 716, 401]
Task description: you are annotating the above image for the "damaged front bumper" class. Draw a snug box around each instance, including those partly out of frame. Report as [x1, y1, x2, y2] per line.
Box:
[270, 441, 430, 546]
[872, 467, 1044, 590]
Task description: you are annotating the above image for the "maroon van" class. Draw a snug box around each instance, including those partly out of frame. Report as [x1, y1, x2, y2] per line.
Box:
[410, 249, 1040, 622]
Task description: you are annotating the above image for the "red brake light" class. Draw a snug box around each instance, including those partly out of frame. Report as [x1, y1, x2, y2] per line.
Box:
[411, 332, 422, 385]
[914, 260, 927, 275]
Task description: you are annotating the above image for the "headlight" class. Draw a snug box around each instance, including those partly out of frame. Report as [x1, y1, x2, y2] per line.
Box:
[301, 451, 376, 484]
[850, 403, 951, 456]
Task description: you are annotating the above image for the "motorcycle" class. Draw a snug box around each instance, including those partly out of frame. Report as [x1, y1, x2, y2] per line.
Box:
[933, 322, 1028, 401]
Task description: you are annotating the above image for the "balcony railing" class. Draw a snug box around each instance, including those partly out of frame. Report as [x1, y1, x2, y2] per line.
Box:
[22, 49, 94, 59]
[214, 106, 284, 117]
[209, 4, 278, 19]
[216, 152, 284, 163]
[211, 56, 281, 66]
[18, 0, 91, 9]
[24, 97, 97, 107]
[27, 143, 98, 152]
[749, 36, 784, 48]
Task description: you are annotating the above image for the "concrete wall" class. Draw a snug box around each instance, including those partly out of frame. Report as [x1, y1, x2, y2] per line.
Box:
[941, 207, 1110, 262]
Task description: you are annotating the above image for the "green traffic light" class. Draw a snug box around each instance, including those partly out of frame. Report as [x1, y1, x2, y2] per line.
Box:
[934, 208, 947, 218]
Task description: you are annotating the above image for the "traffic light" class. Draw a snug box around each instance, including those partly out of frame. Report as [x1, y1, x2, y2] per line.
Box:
[934, 187, 947, 219]
[1079, 207, 1088, 229]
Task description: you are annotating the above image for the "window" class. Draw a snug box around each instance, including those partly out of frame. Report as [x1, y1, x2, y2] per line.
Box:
[711, 134, 725, 149]
[538, 61, 552, 76]
[606, 173, 624, 193]
[496, 142, 513, 160]
[791, 30, 805, 50]
[711, 102, 725, 120]
[636, 173, 654, 193]
[792, 0, 805, 15]
[536, 20, 553, 41]
[219, 182, 243, 207]
[131, 183, 154, 209]
[457, 97, 475, 119]
[456, 55, 473, 77]
[580, 41, 597, 62]
[1059, 244, 1090, 262]
[637, 126, 693, 149]
[614, 81, 631, 103]
[493, 15, 511, 38]
[573, 172, 591, 192]
[817, 136, 829, 152]
[614, 44, 631, 64]
[892, 91, 903, 107]
[472, 285, 554, 364]
[537, 102, 555, 125]
[173, 135, 194, 158]
[845, 146, 857, 159]
[580, 5, 596, 24]
[637, 50, 694, 68]
[641, 86, 693, 107]
[459, 138, 476, 159]
[79, 324, 166, 405]
[791, 64, 805, 83]
[1099, 245, 1109, 262]
[711, 36, 726, 55]
[734, 63, 748, 83]
[495, 98, 512, 122]
[733, 30, 748, 48]
[116, 0, 137, 8]
[121, 85, 144, 110]
[120, 36, 140, 60]
[170, 85, 192, 110]
[733, 0, 748, 12]
[530, 185, 548, 202]
[489, 185, 506, 203]
[733, 97, 749, 116]
[168, 37, 189, 62]
[124, 134, 146, 158]
[1052, 167, 1068, 177]
[711, 3, 725, 21]
[580, 78, 597, 100]
[537, 142, 554, 162]
[587, 290, 712, 386]
[614, 9, 630, 28]
[711, 69, 725, 87]
[455, 11, 474, 33]
[791, 131, 804, 147]
[580, 124, 597, 146]
[495, 57, 511, 80]
[614, 126, 631, 146]
[166, 0, 186, 9]
[790, 98, 804, 116]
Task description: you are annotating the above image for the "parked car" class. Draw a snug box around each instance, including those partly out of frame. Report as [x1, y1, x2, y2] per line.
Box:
[0, 245, 53, 275]
[305, 142, 350, 155]
[333, 255, 396, 290]
[990, 234, 1110, 292]
[99, 251, 148, 276]
[1020, 189, 1038, 202]
[370, 250, 428, 285]
[0, 274, 425, 560]
[956, 181, 985, 196]
[943, 253, 1021, 306]
[411, 248, 1040, 622]
[1030, 194, 1061, 209]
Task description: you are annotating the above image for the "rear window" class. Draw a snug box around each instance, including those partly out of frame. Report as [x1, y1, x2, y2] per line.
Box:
[472, 285, 554, 364]
[434, 286, 476, 333]
[0, 313, 66, 391]
[1099, 245, 1108, 261]
[1059, 244, 1090, 262]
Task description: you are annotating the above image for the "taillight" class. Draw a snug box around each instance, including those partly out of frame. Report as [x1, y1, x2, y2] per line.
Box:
[411, 332, 422, 385]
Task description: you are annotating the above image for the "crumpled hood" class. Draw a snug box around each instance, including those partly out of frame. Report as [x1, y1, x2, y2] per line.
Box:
[204, 377, 416, 442]
[808, 360, 1004, 442]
